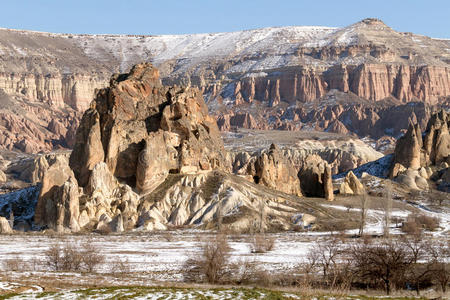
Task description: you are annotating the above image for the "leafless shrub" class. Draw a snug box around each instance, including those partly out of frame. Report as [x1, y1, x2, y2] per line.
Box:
[250, 234, 275, 253]
[183, 234, 231, 283]
[45, 243, 63, 271]
[415, 214, 440, 231]
[62, 242, 84, 271]
[402, 214, 440, 234]
[1, 256, 21, 271]
[402, 218, 422, 235]
[44, 241, 103, 272]
[109, 257, 131, 276]
[81, 242, 104, 273]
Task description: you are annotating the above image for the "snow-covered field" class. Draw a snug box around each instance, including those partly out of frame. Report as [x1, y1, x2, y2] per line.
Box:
[0, 231, 317, 278]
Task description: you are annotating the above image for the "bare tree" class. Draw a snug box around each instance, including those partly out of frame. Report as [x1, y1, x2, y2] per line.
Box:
[350, 239, 411, 295]
[402, 236, 434, 295]
[359, 192, 368, 236]
[316, 237, 341, 287]
[258, 199, 266, 233]
[383, 181, 392, 238]
[429, 240, 450, 293]
[183, 234, 231, 283]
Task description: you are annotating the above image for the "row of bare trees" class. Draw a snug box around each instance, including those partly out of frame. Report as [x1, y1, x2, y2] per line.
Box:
[183, 234, 449, 295]
[301, 236, 449, 295]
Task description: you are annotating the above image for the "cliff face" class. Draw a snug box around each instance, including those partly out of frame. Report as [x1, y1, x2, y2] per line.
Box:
[0, 73, 107, 111]
[229, 64, 450, 105]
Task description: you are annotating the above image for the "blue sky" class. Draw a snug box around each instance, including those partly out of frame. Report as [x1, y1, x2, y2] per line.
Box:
[2, 0, 449, 38]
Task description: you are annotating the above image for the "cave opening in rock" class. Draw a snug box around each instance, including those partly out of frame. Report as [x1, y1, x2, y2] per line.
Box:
[253, 175, 260, 184]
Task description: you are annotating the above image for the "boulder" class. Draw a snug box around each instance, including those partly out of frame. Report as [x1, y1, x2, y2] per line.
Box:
[0, 216, 12, 234]
[339, 171, 365, 195]
[396, 169, 429, 191]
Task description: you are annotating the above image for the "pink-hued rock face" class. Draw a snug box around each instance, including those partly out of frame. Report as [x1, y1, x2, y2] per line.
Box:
[69, 63, 229, 189]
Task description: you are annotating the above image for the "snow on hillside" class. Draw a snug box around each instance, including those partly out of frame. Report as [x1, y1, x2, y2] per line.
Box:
[68, 26, 337, 72]
[334, 154, 393, 179]
[0, 186, 40, 227]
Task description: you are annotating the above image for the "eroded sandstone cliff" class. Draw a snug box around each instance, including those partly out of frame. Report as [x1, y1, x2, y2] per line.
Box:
[0, 19, 449, 153]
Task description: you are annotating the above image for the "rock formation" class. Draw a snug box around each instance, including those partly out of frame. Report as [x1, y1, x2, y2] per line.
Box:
[0, 216, 12, 234]
[248, 144, 302, 197]
[390, 110, 449, 191]
[36, 63, 330, 233]
[69, 62, 229, 189]
[339, 171, 365, 195]
[392, 110, 449, 175]
[392, 123, 422, 172]
[298, 155, 334, 200]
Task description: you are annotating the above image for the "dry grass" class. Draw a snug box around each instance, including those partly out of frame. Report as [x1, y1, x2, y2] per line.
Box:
[250, 234, 276, 253]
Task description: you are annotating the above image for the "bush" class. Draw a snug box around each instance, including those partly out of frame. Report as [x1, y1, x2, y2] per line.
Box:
[402, 214, 440, 234]
[402, 218, 422, 235]
[183, 234, 231, 283]
[109, 257, 131, 275]
[415, 215, 440, 231]
[1, 256, 21, 271]
[45, 241, 104, 272]
[250, 234, 275, 253]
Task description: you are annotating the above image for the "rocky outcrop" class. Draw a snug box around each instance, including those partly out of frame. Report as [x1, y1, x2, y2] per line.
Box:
[423, 110, 450, 165]
[248, 144, 302, 196]
[69, 62, 229, 188]
[34, 63, 233, 232]
[339, 171, 365, 195]
[298, 155, 334, 200]
[0, 216, 12, 234]
[390, 110, 449, 191]
[392, 123, 422, 173]
[392, 110, 449, 176]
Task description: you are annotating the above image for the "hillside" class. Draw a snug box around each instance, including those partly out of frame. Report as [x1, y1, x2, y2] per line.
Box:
[0, 18, 449, 153]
